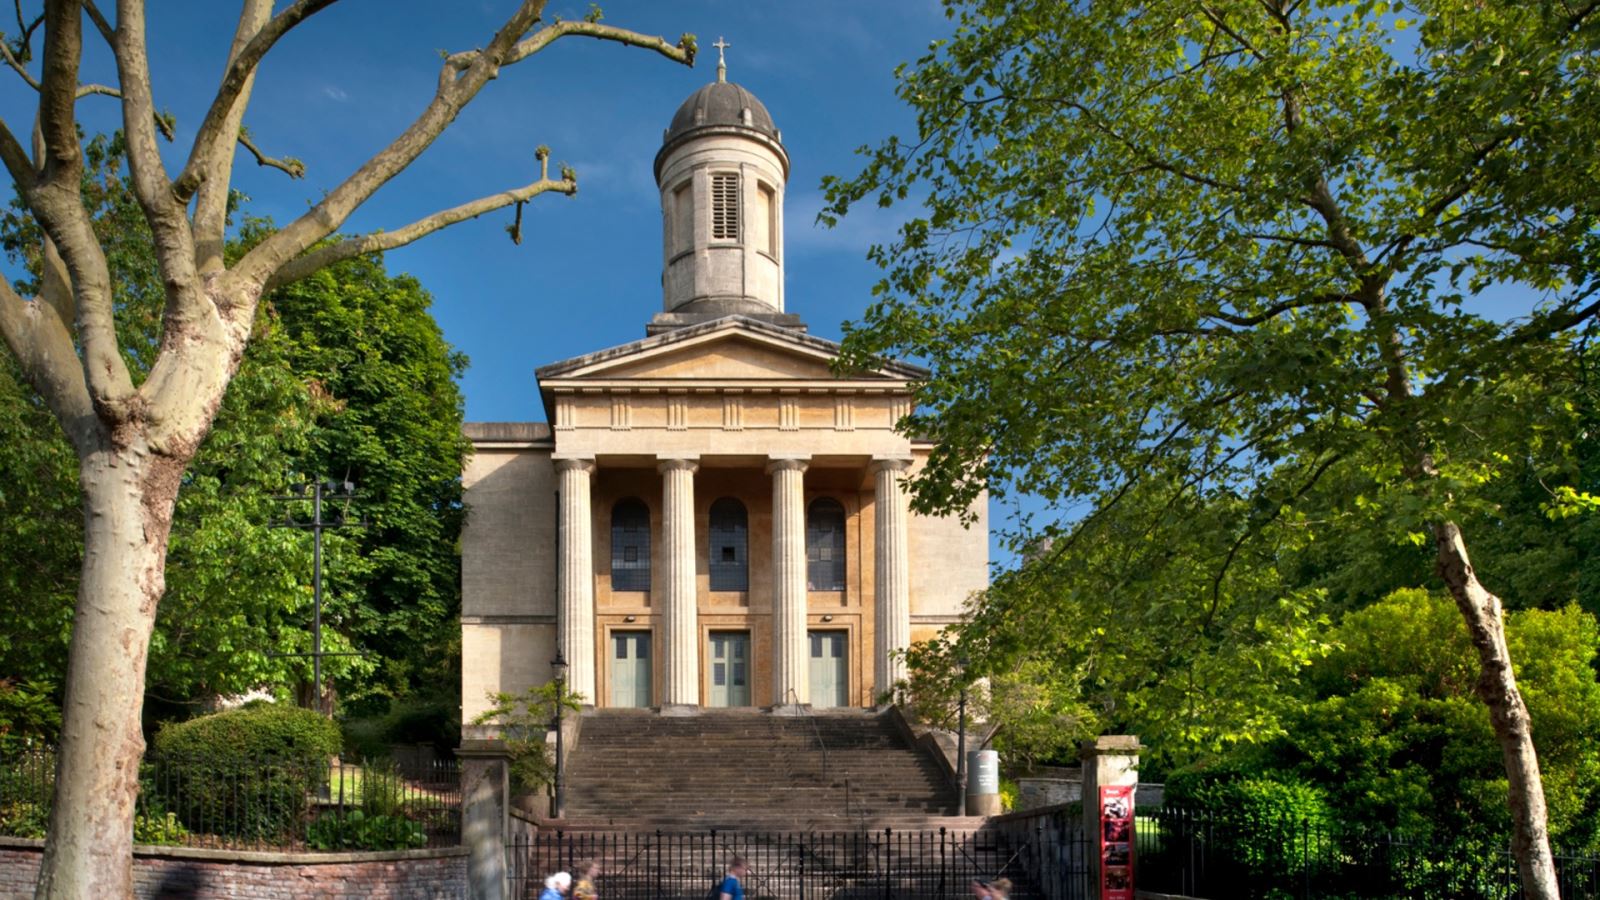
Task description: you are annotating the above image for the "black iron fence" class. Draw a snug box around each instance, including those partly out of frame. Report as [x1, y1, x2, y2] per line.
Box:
[0, 746, 460, 851]
[510, 827, 1093, 900]
[1136, 806, 1600, 900]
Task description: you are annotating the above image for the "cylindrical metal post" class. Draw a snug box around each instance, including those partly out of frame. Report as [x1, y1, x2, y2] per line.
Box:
[956, 686, 967, 816]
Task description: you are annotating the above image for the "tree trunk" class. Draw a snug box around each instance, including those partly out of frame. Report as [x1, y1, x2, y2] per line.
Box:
[34, 443, 179, 899]
[1434, 520, 1559, 900]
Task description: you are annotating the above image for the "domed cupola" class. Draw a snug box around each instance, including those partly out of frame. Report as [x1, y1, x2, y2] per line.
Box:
[650, 41, 802, 335]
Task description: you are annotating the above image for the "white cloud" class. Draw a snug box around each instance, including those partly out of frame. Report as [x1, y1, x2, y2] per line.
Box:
[784, 189, 911, 254]
[322, 85, 350, 102]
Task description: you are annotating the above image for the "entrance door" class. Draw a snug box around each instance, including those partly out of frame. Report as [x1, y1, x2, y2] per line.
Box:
[611, 631, 652, 708]
[708, 632, 751, 707]
[809, 630, 849, 708]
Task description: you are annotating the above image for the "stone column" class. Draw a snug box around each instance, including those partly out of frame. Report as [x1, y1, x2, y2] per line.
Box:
[659, 457, 700, 710]
[458, 740, 511, 900]
[1082, 735, 1142, 891]
[555, 457, 596, 705]
[767, 457, 810, 709]
[871, 458, 912, 698]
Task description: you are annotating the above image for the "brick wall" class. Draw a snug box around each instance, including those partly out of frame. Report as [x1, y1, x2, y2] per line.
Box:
[0, 840, 468, 899]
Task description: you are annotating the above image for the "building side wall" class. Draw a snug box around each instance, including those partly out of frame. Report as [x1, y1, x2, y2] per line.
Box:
[461, 446, 556, 722]
[907, 449, 989, 643]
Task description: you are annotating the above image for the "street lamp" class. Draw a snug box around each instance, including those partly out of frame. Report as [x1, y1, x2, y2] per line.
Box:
[551, 650, 569, 820]
[956, 654, 970, 816]
[270, 478, 365, 716]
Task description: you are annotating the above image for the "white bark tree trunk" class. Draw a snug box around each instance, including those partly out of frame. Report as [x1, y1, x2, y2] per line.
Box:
[1433, 521, 1559, 900]
[34, 442, 181, 898]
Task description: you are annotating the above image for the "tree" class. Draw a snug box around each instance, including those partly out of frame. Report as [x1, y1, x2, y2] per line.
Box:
[824, 1, 1598, 893]
[0, 2, 695, 893]
[2, 138, 472, 715]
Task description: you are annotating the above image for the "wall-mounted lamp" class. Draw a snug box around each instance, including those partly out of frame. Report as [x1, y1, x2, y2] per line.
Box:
[623, 615, 637, 623]
[820, 614, 835, 622]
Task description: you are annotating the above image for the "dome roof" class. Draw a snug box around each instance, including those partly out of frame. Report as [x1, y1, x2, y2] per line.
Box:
[662, 79, 781, 147]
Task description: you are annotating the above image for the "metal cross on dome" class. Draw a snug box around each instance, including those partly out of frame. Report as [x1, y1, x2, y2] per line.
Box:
[714, 36, 731, 82]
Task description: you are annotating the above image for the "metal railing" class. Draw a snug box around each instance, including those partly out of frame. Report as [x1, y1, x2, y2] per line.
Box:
[783, 686, 829, 781]
[510, 827, 1087, 900]
[0, 745, 460, 851]
[1135, 805, 1600, 900]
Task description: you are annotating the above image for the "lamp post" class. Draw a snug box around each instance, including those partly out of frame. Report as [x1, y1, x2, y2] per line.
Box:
[551, 650, 569, 820]
[270, 478, 365, 716]
[956, 654, 969, 816]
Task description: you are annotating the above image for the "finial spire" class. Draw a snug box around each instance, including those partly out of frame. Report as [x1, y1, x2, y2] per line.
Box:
[713, 36, 731, 83]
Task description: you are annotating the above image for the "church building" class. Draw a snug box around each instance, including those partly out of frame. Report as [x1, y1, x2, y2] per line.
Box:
[460, 57, 987, 719]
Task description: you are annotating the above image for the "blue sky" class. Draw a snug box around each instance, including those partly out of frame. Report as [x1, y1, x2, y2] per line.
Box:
[2, 1, 947, 421]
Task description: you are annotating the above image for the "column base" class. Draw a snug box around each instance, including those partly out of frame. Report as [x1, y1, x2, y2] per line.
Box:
[658, 703, 701, 717]
[769, 703, 812, 717]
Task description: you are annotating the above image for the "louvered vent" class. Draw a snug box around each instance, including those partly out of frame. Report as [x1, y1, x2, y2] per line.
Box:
[711, 172, 740, 240]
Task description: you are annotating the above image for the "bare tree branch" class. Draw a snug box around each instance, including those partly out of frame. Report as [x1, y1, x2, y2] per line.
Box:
[0, 112, 30, 183]
[236, 128, 303, 178]
[31, 0, 133, 413]
[233, 0, 693, 289]
[171, 0, 338, 202]
[0, 263, 97, 452]
[446, 17, 698, 73]
[81, 0, 112, 45]
[112, 0, 203, 327]
[193, 0, 272, 277]
[267, 158, 575, 289]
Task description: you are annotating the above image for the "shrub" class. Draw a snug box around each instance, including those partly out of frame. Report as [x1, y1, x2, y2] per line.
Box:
[1163, 772, 1332, 889]
[132, 810, 189, 846]
[306, 809, 425, 851]
[0, 679, 60, 755]
[358, 760, 407, 818]
[150, 704, 340, 840]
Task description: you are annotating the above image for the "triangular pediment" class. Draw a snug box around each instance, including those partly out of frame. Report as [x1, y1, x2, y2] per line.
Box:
[536, 316, 925, 385]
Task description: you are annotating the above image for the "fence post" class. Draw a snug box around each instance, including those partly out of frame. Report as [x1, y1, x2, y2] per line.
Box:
[1080, 735, 1141, 897]
[459, 739, 513, 900]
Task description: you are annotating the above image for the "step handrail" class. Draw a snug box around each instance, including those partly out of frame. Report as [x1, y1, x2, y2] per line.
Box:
[783, 686, 829, 781]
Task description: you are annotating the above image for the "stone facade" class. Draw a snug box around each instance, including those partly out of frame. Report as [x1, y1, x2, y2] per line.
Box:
[460, 66, 987, 722]
[0, 840, 467, 899]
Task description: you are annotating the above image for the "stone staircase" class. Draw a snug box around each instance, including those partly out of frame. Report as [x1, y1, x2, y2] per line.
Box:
[558, 708, 981, 831]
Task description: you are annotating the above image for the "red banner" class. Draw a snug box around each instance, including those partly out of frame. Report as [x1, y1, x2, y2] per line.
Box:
[1098, 785, 1135, 900]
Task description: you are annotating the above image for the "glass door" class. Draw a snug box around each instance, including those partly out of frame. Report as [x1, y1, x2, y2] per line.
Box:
[611, 631, 652, 708]
[809, 630, 849, 708]
[709, 632, 751, 707]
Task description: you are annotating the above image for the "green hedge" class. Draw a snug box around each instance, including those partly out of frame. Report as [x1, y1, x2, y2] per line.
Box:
[149, 704, 339, 840]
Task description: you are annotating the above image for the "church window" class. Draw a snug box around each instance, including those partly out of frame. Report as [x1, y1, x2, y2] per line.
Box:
[611, 498, 651, 591]
[752, 182, 774, 256]
[711, 172, 740, 240]
[709, 498, 748, 591]
[673, 181, 692, 254]
[806, 498, 846, 592]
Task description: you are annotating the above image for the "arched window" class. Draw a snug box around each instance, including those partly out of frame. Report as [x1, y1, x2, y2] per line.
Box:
[709, 498, 749, 592]
[611, 498, 651, 592]
[806, 498, 846, 591]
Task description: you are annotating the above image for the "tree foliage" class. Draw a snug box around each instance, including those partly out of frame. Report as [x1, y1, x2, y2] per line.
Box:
[825, 1, 1600, 887]
[0, 136, 468, 713]
[1188, 590, 1600, 855]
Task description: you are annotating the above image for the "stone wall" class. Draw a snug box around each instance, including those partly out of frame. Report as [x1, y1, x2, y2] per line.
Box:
[0, 839, 467, 899]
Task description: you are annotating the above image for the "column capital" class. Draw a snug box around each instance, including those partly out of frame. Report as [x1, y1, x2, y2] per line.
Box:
[868, 457, 913, 475]
[553, 456, 596, 474]
[656, 456, 699, 474]
[765, 456, 810, 475]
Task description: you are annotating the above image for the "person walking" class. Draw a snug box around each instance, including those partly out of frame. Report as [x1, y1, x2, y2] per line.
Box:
[540, 871, 572, 900]
[716, 855, 749, 900]
[573, 860, 601, 900]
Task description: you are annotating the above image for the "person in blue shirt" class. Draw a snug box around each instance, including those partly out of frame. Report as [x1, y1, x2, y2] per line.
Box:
[540, 871, 571, 900]
[717, 856, 749, 900]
